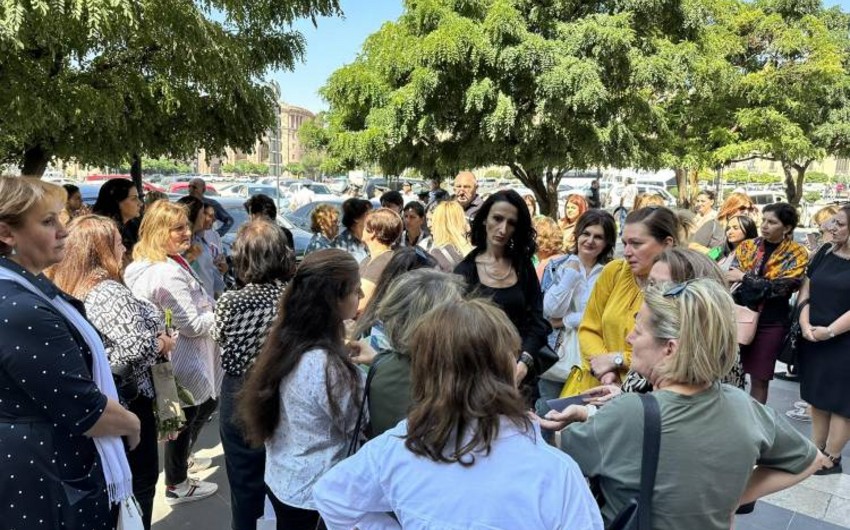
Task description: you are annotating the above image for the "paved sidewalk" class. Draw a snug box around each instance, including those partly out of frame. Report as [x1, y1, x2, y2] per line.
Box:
[152, 377, 850, 529]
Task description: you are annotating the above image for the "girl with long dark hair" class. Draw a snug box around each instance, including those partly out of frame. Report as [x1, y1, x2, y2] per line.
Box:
[240, 249, 365, 530]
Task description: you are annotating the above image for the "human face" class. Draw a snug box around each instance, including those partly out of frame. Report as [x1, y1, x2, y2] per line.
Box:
[576, 223, 606, 263]
[67, 191, 83, 212]
[0, 198, 68, 274]
[453, 173, 477, 208]
[165, 216, 193, 255]
[694, 194, 713, 216]
[648, 261, 672, 286]
[119, 187, 142, 222]
[760, 211, 789, 243]
[627, 304, 673, 384]
[404, 209, 423, 235]
[565, 201, 580, 222]
[338, 280, 363, 321]
[187, 181, 205, 198]
[622, 222, 672, 279]
[829, 212, 849, 248]
[484, 201, 518, 250]
[725, 217, 746, 246]
[202, 207, 215, 231]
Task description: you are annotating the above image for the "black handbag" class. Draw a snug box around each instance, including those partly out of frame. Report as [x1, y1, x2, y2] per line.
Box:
[778, 299, 809, 366]
[534, 344, 560, 376]
[607, 393, 661, 530]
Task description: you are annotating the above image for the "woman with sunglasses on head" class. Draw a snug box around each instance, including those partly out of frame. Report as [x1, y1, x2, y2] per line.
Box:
[454, 190, 551, 390]
[544, 279, 822, 530]
[728, 202, 807, 405]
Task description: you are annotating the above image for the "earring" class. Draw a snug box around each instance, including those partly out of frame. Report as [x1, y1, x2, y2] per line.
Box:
[7, 247, 15, 256]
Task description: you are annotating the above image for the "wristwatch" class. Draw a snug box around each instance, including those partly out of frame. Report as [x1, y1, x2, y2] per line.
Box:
[613, 354, 624, 369]
[519, 352, 534, 368]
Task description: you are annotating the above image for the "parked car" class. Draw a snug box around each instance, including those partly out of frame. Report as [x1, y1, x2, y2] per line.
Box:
[636, 184, 676, 208]
[747, 191, 786, 211]
[169, 182, 219, 196]
[285, 198, 381, 233]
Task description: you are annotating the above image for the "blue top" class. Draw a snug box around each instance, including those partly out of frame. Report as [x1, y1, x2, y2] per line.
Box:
[0, 257, 112, 529]
[205, 197, 235, 237]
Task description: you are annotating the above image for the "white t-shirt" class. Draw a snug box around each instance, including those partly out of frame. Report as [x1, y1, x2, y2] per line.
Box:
[314, 419, 603, 530]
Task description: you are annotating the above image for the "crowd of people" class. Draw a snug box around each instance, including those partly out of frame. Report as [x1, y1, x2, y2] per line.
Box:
[0, 171, 845, 530]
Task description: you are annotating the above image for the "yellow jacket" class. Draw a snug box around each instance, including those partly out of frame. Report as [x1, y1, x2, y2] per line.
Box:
[578, 259, 643, 385]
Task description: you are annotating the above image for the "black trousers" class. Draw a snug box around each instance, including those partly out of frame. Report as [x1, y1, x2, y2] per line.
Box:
[126, 394, 159, 530]
[164, 397, 218, 486]
[220, 374, 266, 530]
[265, 487, 324, 530]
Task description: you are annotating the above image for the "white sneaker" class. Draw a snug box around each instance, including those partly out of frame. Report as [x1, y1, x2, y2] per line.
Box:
[165, 478, 218, 506]
[187, 455, 212, 475]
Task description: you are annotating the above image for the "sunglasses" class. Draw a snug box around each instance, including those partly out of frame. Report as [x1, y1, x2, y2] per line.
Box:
[663, 280, 695, 298]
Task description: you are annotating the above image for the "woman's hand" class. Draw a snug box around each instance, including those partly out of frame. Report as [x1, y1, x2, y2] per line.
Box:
[726, 268, 745, 283]
[347, 340, 377, 365]
[809, 326, 832, 342]
[515, 361, 529, 384]
[157, 332, 175, 358]
[582, 384, 622, 406]
[533, 404, 589, 431]
[590, 354, 617, 378]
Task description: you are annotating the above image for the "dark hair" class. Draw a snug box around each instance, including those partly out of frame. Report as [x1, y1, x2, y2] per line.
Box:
[239, 249, 362, 446]
[244, 194, 277, 220]
[92, 179, 135, 223]
[176, 196, 204, 227]
[730, 214, 758, 242]
[763, 202, 799, 232]
[624, 206, 680, 246]
[403, 201, 426, 218]
[697, 189, 716, 202]
[341, 198, 372, 229]
[571, 209, 617, 263]
[365, 208, 404, 246]
[380, 190, 404, 209]
[405, 299, 529, 465]
[231, 220, 294, 285]
[470, 190, 536, 264]
[432, 189, 450, 202]
[63, 184, 80, 197]
[352, 246, 438, 339]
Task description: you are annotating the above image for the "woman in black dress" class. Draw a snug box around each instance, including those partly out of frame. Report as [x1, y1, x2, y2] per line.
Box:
[799, 204, 850, 475]
[0, 177, 140, 529]
[454, 190, 551, 390]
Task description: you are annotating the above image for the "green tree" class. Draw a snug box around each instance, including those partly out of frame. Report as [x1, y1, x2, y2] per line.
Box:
[0, 0, 341, 176]
[317, 0, 716, 215]
[713, 1, 850, 204]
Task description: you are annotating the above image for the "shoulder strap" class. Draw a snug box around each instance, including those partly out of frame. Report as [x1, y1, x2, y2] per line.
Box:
[347, 353, 389, 456]
[637, 393, 661, 530]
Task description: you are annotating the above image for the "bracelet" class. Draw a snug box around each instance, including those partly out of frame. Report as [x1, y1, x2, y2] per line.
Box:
[827, 326, 836, 339]
[518, 352, 534, 367]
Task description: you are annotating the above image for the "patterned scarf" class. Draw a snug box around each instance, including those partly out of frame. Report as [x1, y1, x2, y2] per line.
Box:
[735, 237, 808, 280]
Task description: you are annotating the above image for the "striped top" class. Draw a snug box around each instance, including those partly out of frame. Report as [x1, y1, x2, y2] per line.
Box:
[125, 258, 222, 404]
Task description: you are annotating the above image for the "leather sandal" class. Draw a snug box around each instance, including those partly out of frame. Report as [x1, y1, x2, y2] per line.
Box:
[815, 453, 843, 476]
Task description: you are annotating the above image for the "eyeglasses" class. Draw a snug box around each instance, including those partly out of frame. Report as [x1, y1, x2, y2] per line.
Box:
[663, 280, 695, 298]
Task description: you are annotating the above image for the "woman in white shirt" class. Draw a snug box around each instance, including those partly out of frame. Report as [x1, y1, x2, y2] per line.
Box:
[538, 210, 617, 411]
[313, 298, 603, 530]
[240, 248, 366, 530]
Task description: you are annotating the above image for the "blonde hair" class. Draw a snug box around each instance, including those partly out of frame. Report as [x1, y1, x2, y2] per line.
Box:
[430, 200, 473, 255]
[376, 269, 466, 352]
[133, 200, 189, 262]
[533, 216, 564, 255]
[0, 177, 66, 255]
[311, 203, 340, 238]
[653, 248, 725, 285]
[633, 192, 666, 211]
[642, 279, 737, 386]
[813, 205, 839, 227]
[46, 215, 124, 299]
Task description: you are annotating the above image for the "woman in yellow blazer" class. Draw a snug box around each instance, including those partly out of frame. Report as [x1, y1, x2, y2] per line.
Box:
[577, 207, 680, 389]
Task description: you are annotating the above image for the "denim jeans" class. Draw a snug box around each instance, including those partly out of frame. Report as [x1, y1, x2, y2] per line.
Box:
[220, 374, 266, 530]
[536, 378, 565, 444]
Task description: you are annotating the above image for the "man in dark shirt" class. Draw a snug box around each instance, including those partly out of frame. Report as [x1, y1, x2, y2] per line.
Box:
[188, 177, 234, 237]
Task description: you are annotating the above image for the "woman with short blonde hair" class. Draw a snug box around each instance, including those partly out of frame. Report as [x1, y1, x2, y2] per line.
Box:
[125, 199, 221, 505]
[428, 200, 473, 272]
[550, 279, 822, 530]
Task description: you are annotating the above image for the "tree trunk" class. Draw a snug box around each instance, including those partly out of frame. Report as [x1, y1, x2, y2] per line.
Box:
[131, 154, 144, 200]
[507, 163, 561, 219]
[674, 167, 688, 206]
[781, 161, 810, 205]
[20, 145, 49, 177]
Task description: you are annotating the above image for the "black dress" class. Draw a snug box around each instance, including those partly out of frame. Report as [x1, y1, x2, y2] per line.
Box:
[799, 249, 850, 418]
[0, 258, 113, 530]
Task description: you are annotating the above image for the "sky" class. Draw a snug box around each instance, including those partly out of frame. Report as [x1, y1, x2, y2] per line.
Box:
[272, 0, 850, 113]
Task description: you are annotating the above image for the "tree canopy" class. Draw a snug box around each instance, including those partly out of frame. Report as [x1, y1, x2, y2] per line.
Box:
[0, 0, 341, 176]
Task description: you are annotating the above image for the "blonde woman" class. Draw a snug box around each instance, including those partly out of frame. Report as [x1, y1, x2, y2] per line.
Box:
[545, 280, 822, 530]
[533, 216, 565, 281]
[428, 200, 474, 272]
[124, 200, 221, 505]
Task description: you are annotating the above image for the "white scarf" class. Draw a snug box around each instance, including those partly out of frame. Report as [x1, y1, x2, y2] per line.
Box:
[0, 267, 133, 504]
